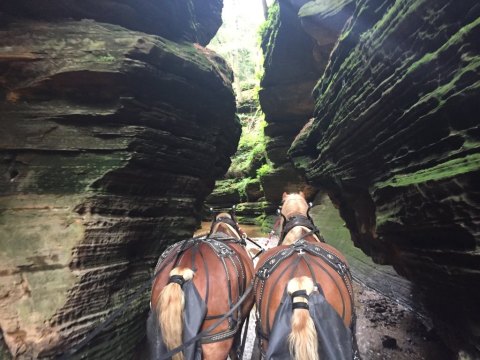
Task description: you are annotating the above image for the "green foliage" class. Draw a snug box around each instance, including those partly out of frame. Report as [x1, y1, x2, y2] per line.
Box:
[208, 0, 265, 99]
[256, 162, 273, 177]
[236, 177, 255, 201]
[258, 1, 279, 47]
[228, 117, 267, 178]
[258, 1, 280, 55]
[207, 0, 273, 221]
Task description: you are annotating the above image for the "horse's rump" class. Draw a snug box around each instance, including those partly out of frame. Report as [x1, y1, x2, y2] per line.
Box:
[150, 236, 253, 355]
[147, 277, 206, 360]
[254, 240, 354, 358]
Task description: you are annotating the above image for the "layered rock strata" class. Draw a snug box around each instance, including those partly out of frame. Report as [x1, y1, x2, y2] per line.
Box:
[290, 0, 480, 354]
[258, 0, 353, 203]
[0, 0, 222, 46]
[0, 7, 238, 359]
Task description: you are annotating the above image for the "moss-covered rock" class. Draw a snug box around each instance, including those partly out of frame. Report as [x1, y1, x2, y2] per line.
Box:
[244, 178, 263, 202]
[259, 163, 317, 203]
[289, 0, 480, 354]
[299, 0, 354, 42]
[0, 18, 237, 358]
[257, 0, 352, 200]
[205, 179, 241, 205]
[235, 201, 277, 226]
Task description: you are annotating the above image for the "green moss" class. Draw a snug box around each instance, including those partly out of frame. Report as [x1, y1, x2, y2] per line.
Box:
[260, 214, 277, 233]
[210, 179, 239, 195]
[30, 152, 130, 194]
[236, 177, 254, 201]
[17, 269, 77, 324]
[377, 154, 480, 189]
[407, 17, 480, 75]
[291, 156, 313, 172]
[258, 1, 280, 63]
[0, 197, 82, 330]
[228, 118, 267, 177]
[97, 54, 116, 63]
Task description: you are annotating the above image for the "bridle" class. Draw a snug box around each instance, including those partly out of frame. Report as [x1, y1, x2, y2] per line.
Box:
[208, 206, 243, 238]
[208, 206, 265, 258]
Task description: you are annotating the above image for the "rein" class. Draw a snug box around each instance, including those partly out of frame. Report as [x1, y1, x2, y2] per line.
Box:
[244, 234, 266, 260]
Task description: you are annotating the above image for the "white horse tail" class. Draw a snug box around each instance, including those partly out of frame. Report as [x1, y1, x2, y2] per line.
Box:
[157, 267, 194, 360]
[287, 276, 319, 360]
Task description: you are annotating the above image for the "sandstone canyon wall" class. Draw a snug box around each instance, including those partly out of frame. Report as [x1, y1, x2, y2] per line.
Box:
[261, 0, 479, 355]
[0, 1, 239, 358]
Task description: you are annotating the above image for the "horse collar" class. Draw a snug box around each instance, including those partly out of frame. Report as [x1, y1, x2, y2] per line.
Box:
[208, 216, 242, 239]
[279, 214, 319, 245]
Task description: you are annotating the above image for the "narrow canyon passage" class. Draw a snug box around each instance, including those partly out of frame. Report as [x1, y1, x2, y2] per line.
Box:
[0, 0, 479, 359]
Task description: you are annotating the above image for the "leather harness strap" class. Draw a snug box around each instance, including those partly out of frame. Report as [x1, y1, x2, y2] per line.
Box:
[278, 214, 323, 245]
[154, 231, 248, 345]
[254, 240, 354, 348]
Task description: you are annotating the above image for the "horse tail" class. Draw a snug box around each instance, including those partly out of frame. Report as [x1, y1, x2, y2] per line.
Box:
[157, 267, 194, 360]
[287, 276, 319, 360]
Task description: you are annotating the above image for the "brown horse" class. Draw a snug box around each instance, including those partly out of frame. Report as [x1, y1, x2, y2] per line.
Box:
[254, 192, 357, 360]
[149, 211, 255, 360]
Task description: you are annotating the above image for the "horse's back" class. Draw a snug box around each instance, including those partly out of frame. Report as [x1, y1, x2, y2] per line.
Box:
[255, 241, 354, 332]
[151, 240, 253, 309]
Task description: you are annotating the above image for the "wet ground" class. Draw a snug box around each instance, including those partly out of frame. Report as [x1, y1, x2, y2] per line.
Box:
[353, 282, 453, 360]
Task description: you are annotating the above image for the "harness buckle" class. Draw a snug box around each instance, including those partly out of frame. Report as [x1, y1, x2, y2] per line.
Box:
[258, 267, 269, 280]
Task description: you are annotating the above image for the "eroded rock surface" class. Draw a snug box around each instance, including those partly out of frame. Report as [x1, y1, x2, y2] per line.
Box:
[0, 0, 222, 46]
[0, 11, 238, 359]
[289, 0, 480, 354]
[258, 0, 353, 203]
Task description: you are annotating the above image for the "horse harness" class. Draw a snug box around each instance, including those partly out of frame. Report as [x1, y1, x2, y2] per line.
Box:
[154, 232, 248, 344]
[277, 201, 322, 244]
[254, 239, 355, 356]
